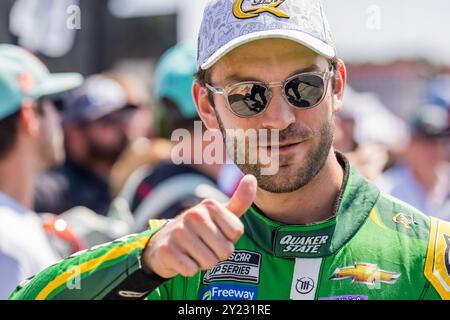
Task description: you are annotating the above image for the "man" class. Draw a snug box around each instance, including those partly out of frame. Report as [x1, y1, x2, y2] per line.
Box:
[0, 44, 82, 299]
[377, 104, 450, 220]
[34, 74, 138, 216]
[10, 0, 450, 300]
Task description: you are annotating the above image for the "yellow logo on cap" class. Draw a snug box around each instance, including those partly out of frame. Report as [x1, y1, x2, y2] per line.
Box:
[233, 0, 289, 19]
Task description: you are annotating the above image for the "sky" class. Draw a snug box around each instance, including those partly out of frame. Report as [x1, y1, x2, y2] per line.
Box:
[322, 0, 450, 65]
[108, 0, 450, 65]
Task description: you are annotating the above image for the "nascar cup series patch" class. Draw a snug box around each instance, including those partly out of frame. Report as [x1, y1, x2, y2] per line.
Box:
[203, 250, 261, 284]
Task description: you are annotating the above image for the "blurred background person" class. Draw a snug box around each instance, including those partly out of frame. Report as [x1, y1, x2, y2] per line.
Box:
[377, 103, 450, 220]
[34, 74, 141, 216]
[121, 41, 229, 232]
[333, 86, 409, 181]
[0, 44, 82, 299]
[104, 71, 154, 143]
[108, 72, 172, 199]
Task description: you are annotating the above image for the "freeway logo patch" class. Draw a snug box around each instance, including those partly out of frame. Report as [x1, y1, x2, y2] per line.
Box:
[201, 284, 258, 300]
[203, 250, 261, 284]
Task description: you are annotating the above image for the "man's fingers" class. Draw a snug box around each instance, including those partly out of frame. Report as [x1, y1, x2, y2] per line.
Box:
[185, 208, 236, 261]
[203, 199, 245, 243]
[168, 247, 200, 278]
[225, 175, 257, 217]
[151, 242, 199, 278]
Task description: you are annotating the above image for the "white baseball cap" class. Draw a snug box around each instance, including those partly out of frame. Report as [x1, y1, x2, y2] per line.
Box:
[197, 0, 336, 70]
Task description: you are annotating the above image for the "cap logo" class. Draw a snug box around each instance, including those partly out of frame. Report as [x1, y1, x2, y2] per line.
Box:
[232, 0, 289, 19]
[17, 72, 35, 94]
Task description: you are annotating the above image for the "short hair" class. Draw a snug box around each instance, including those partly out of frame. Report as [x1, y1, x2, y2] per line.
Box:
[160, 97, 200, 134]
[0, 99, 47, 160]
[0, 110, 21, 160]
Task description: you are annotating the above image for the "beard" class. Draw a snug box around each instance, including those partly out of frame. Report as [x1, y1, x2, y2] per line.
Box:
[216, 113, 335, 193]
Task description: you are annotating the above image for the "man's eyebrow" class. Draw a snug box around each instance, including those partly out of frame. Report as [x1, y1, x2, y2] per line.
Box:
[222, 73, 257, 84]
[222, 64, 323, 84]
[288, 64, 322, 77]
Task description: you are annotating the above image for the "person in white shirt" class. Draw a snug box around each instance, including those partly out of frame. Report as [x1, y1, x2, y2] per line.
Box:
[377, 104, 450, 221]
[0, 44, 82, 299]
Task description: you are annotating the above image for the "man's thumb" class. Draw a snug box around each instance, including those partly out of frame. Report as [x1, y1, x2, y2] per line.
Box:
[226, 175, 257, 217]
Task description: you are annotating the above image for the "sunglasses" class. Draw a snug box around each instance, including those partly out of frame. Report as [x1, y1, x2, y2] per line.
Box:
[205, 69, 334, 118]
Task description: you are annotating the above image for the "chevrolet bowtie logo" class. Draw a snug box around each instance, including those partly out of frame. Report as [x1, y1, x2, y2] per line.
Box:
[330, 263, 401, 285]
[233, 0, 289, 19]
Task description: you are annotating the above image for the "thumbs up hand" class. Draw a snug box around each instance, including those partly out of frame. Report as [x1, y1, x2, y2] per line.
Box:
[226, 175, 258, 217]
[142, 175, 257, 279]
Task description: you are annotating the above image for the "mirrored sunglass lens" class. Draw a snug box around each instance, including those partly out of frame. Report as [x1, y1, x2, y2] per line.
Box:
[284, 74, 325, 108]
[228, 83, 269, 116]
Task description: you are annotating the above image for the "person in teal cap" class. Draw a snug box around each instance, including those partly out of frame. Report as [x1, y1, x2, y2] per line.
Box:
[154, 40, 200, 124]
[154, 41, 244, 199]
[126, 41, 229, 231]
[0, 44, 82, 299]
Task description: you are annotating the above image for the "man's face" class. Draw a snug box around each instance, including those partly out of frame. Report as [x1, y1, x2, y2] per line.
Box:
[202, 39, 342, 193]
[411, 136, 450, 167]
[81, 108, 134, 166]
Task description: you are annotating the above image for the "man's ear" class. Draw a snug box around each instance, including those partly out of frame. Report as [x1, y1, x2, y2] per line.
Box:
[192, 80, 220, 130]
[332, 59, 347, 113]
[19, 100, 40, 137]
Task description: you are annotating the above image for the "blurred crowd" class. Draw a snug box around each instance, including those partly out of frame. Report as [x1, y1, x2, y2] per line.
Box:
[0, 38, 449, 299]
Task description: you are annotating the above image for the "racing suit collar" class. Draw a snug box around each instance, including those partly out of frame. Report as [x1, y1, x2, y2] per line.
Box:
[241, 152, 381, 259]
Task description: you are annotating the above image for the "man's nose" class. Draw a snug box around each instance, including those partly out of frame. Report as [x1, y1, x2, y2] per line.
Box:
[260, 92, 296, 130]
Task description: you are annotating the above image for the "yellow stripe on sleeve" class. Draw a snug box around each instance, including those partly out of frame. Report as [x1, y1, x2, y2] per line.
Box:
[369, 208, 386, 230]
[36, 236, 149, 300]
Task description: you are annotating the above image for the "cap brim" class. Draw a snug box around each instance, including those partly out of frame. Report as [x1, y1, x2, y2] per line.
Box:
[33, 73, 83, 98]
[200, 29, 336, 70]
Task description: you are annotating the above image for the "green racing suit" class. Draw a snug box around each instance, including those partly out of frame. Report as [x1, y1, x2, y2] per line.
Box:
[9, 154, 450, 300]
